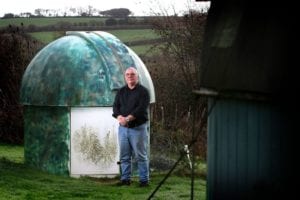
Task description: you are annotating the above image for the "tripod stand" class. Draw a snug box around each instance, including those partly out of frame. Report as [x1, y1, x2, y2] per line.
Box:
[147, 95, 211, 200]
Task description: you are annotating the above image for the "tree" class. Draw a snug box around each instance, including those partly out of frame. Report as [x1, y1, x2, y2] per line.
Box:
[34, 8, 43, 17]
[105, 18, 117, 26]
[87, 5, 97, 16]
[151, 10, 207, 90]
[99, 8, 132, 18]
[0, 25, 43, 144]
[2, 13, 15, 19]
[148, 10, 208, 158]
[20, 12, 32, 18]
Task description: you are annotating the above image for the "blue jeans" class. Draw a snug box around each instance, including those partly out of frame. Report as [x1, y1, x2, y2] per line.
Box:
[118, 123, 149, 183]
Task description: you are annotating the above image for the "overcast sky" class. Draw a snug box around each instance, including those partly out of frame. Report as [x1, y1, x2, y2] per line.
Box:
[0, 0, 210, 17]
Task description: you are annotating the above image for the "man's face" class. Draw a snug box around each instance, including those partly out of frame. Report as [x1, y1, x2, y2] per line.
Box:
[125, 68, 138, 86]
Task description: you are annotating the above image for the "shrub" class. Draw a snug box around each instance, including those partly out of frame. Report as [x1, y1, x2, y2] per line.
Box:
[0, 25, 43, 144]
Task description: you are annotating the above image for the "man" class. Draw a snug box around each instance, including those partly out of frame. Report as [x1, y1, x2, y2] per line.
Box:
[112, 67, 150, 187]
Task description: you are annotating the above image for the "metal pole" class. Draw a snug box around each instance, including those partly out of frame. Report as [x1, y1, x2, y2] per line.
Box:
[147, 151, 186, 200]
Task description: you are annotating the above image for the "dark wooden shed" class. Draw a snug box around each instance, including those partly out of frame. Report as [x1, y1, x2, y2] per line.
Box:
[196, 0, 296, 199]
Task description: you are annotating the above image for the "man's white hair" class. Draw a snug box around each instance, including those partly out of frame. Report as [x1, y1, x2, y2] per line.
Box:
[125, 67, 138, 75]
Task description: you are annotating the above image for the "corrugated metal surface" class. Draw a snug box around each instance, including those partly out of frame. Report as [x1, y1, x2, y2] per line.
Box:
[200, 1, 291, 96]
[207, 98, 285, 199]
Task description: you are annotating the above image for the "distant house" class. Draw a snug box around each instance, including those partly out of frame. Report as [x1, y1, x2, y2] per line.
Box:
[196, 0, 296, 199]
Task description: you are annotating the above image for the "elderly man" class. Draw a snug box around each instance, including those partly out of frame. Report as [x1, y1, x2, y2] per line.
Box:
[112, 67, 150, 187]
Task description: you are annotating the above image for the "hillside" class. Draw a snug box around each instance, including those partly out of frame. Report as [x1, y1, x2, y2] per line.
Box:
[0, 17, 162, 56]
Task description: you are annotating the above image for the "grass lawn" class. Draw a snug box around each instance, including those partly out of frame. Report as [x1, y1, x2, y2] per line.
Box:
[0, 144, 206, 199]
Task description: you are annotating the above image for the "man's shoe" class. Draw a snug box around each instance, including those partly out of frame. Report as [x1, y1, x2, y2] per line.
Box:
[139, 181, 149, 187]
[117, 180, 131, 186]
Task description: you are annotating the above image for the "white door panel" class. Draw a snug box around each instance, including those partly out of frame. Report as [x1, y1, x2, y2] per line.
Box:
[70, 107, 119, 177]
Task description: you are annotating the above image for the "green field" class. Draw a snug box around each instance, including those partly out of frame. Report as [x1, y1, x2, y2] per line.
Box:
[109, 29, 160, 42]
[0, 143, 206, 199]
[0, 17, 107, 27]
[29, 31, 64, 44]
[28, 29, 162, 56]
[29, 29, 160, 44]
[0, 17, 163, 56]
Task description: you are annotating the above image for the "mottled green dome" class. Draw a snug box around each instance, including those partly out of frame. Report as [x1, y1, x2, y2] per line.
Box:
[20, 31, 155, 106]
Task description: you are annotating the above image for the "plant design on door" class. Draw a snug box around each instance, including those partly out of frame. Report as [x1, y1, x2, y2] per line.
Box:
[73, 124, 117, 168]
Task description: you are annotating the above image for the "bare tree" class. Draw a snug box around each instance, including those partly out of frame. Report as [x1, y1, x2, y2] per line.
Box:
[151, 10, 207, 90]
[147, 9, 209, 159]
[34, 9, 43, 17]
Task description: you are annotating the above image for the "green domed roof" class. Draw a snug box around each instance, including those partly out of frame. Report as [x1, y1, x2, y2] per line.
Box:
[20, 31, 155, 106]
